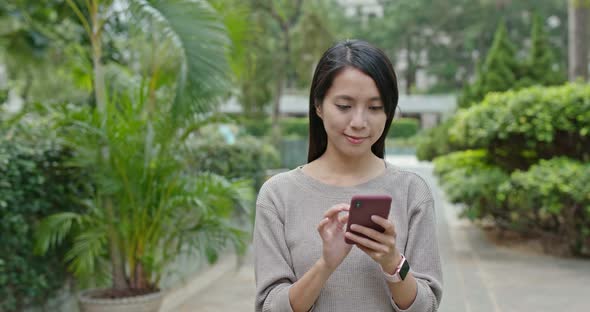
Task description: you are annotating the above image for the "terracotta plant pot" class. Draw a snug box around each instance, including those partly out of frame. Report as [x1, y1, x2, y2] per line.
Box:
[78, 288, 164, 312]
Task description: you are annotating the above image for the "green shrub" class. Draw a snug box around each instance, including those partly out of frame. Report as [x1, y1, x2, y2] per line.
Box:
[237, 116, 309, 139]
[498, 157, 590, 255]
[387, 118, 419, 139]
[280, 117, 308, 138]
[416, 118, 463, 161]
[0, 126, 88, 311]
[451, 83, 590, 171]
[435, 151, 590, 256]
[188, 135, 280, 189]
[433, 150, 509, 220]
[236, 116, 272, 137]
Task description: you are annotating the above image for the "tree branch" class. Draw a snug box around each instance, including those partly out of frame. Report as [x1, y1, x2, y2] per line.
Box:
[287, 0, 304, 29]
[255, 0, 288, 33]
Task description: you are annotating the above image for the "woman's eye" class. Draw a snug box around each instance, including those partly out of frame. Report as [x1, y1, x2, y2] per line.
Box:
[336, 104, 351, 110]
[369, 106, 384, 111]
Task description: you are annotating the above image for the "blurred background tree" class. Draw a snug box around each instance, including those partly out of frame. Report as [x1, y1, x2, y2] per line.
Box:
[354, 0, 566, 94]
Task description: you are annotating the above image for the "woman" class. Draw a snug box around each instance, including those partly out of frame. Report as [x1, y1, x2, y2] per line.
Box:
[254, 40, 442, 312]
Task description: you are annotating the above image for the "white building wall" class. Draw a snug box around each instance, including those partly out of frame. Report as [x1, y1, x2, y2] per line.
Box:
[338, 0, 383, 18]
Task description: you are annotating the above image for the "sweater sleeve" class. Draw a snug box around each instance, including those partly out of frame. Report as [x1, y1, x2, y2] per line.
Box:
[390, 199, 443, 312]
[253, 198, 296, 312]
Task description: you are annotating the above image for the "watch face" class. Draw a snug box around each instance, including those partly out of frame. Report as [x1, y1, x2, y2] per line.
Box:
[399, 259, 410, 280]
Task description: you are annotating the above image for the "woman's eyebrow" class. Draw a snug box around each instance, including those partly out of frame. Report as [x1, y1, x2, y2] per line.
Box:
[333, 95, 381, 102]
[333, 95, 355, 101]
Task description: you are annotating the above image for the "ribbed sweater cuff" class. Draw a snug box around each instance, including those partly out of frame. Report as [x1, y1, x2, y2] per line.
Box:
[263, 284, 294, 312]
[390, 279, 436, 312]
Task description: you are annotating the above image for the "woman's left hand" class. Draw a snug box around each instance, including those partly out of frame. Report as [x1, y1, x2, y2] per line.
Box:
[344, 215, 402, 273]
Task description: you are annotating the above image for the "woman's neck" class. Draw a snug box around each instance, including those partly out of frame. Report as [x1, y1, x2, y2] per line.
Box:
[320, 151, 381, 173]
[303, 148, 385, 187]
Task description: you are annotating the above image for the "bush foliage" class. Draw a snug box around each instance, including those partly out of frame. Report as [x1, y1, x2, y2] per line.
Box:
[0, 126, 88, 311]
[415, 118, 462, 161]
[431, 83, 590, 256]
[387, 118, 419, 139]
[187, 135, 280, 189]
[434, 149, 590, 255]
[498, 158, 590, 254]
[451, 84, 590, 170]
[434, 150, 509, 221]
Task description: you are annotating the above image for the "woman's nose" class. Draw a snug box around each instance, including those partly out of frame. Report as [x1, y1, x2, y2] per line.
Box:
[350, 109, 367, 129]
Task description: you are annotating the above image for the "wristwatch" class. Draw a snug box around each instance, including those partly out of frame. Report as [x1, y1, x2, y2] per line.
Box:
[382, 254, 410, 283]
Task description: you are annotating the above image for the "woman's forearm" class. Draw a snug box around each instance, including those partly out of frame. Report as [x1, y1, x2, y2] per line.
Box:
[288, 257, 334, 312]
[387, 272, 418, 309]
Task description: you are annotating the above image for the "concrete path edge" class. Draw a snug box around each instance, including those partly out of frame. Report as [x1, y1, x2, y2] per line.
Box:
[160, 253, 238, 312]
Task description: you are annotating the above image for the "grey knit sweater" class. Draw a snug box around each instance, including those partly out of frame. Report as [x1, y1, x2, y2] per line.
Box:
[253, 163, 443, 312]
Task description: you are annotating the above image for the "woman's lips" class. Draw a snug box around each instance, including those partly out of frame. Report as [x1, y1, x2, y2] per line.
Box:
[344, 134, 367, 144]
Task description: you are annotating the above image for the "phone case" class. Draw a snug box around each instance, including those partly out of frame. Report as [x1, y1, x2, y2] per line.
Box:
[345, 195, 392, 244]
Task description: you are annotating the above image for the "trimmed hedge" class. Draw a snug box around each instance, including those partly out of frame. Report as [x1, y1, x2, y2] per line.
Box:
[434, 150, 509, 221]
[498, 157, 590, 255]
[451, 83, 590, 170]
[237, 117, 272, 137]
[434, 150, 590, 255]
[187, 135, 280, 189]
[387, 118, 419, 139]
[280, 117, 308, 138]
[416, 118, 463, 161]
[237, 117, 309, 138]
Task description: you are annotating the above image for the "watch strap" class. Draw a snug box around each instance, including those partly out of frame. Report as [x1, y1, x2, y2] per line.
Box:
[382, 254, 410, 283]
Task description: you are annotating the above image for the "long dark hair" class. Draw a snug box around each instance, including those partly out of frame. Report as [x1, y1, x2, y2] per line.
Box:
[307, 40, 399, 163]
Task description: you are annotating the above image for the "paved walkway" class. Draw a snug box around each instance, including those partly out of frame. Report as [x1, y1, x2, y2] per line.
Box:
[177, 156, 590, 312]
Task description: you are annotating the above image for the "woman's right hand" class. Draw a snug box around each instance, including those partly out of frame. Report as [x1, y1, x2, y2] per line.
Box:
[317, 204, 353, 271]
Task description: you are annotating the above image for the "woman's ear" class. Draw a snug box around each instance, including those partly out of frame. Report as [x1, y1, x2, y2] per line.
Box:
[315, 103, 323, 119]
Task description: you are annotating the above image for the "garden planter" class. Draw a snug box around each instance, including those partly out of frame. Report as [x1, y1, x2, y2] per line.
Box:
[78, 288, 163, 312]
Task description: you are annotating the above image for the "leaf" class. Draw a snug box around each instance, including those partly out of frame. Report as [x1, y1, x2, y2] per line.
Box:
[64, 227, 108, 279]
[34, 212, 82, 255]
[205, 246, 218, 264]
[130, 0, 231, 117]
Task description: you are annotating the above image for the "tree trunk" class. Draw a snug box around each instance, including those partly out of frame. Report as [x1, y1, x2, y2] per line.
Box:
[404, 36, 416, 94]
[257, 0, 303, 145]
[90, 1, 106, 118]
[21, 67, 33, 103]
[106, 197, 129, 290]
[568, 0, 589, 81]
[271, 74, 283, 145]
[88, 0, 128, 291]
[271, 33, 290, 146]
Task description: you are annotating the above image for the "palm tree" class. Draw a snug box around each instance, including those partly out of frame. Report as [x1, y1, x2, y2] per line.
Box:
[35, 0, 251, 297]
[65, 0, 231, 119]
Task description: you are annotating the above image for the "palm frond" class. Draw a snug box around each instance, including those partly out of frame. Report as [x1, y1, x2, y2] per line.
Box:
[34, 212, 82, 255]
[65, 226, 108, 279]
[130, 0, 231, 117]
[208, 0, 253, 81]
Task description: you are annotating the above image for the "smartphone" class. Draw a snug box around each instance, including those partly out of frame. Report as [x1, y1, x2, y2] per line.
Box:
[345, 195, 392, 245]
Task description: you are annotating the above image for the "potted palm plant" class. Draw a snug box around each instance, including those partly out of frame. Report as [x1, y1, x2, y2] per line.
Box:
[34, 0, 251, 311]
[35, 94, 253, 312]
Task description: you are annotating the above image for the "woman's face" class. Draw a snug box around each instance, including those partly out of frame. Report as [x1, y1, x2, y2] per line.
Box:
[316, 67, 387, 160]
